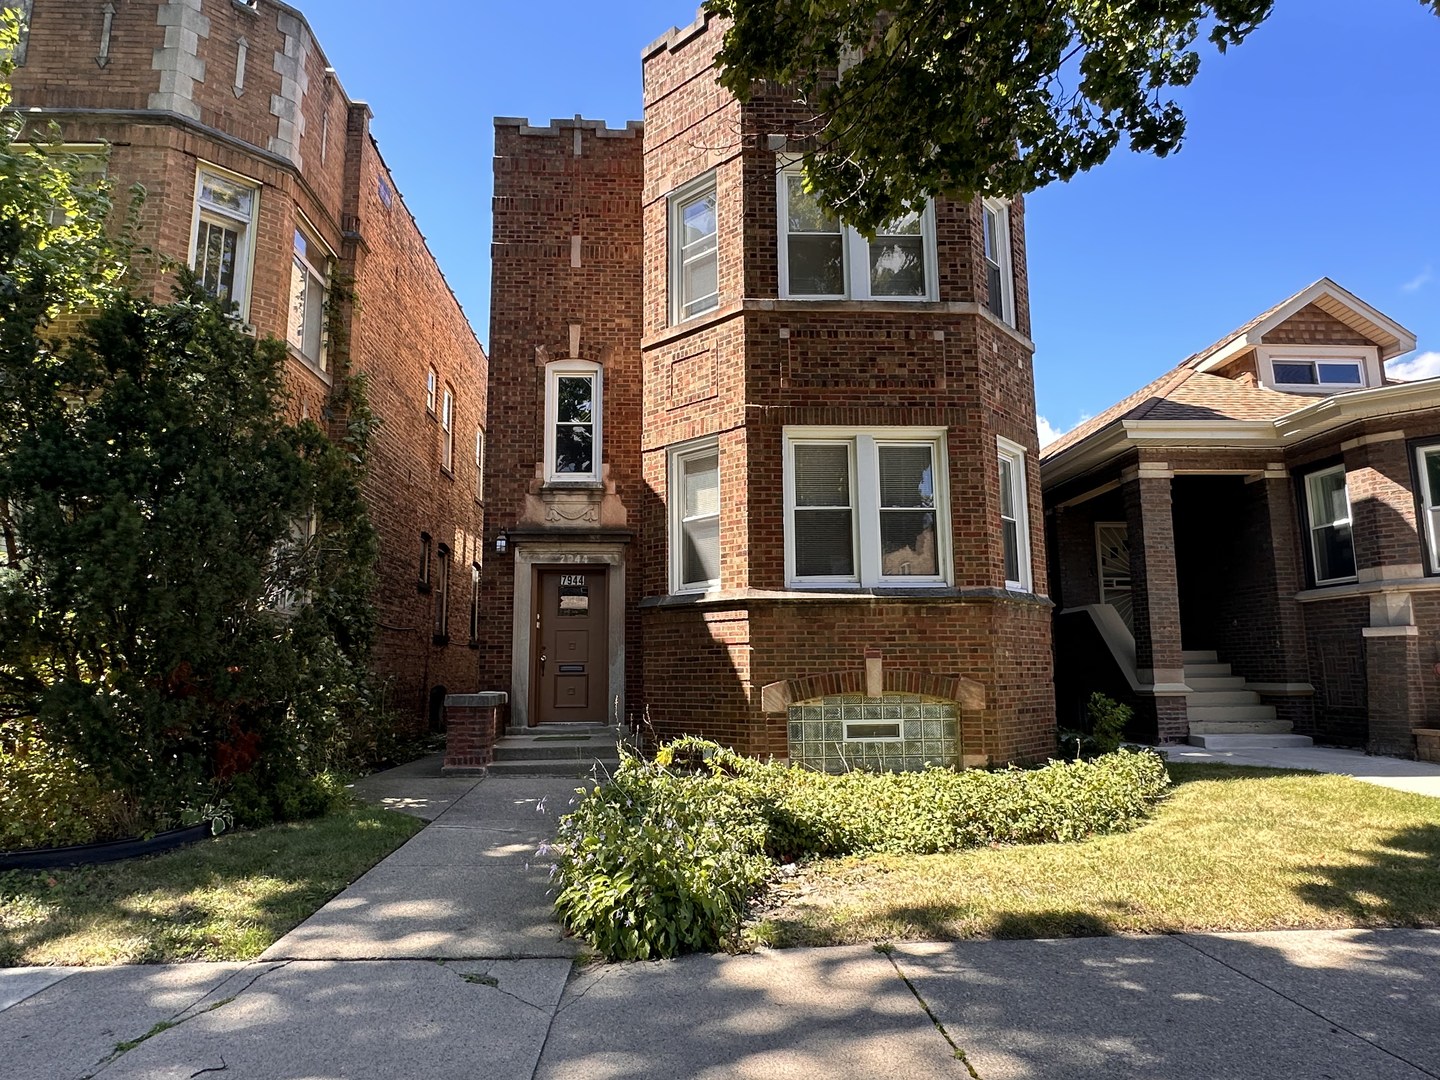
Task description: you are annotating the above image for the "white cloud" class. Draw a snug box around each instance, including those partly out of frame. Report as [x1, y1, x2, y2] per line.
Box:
[1036, 415, 1069, 448]
[1388, 351, 1440, 382]
[1403, 266, 1434, 293]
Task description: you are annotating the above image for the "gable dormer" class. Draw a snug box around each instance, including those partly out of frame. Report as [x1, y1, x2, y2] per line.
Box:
[1187, 279, 1415, 395]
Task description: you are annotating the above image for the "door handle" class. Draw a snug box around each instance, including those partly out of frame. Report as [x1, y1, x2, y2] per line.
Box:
[539, 654, 548, 667]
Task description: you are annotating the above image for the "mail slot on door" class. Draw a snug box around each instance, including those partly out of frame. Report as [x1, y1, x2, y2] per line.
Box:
[558, 664, 585, 673]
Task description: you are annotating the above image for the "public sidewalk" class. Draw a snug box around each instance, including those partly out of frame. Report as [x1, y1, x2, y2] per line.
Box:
[5, 756, 1440, 1078]
[1159, 743, 1440, 797]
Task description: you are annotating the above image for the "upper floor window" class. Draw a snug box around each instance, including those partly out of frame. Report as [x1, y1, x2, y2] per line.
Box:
[1304, 465, 1356, 586]
[1416, 445, 1440, 575]
[441, 385, 455, 474]
[1260, 346, 1377, 394]
[982, 199, 1014, 326]
[418, 531, 432, 589]
[288, 222, 332, 372]
[669, 174, 719, 323]
[191, 167, 258, 317]
[426, 367, 437, 414]
[670, 439, 721, 593]
[545, 360, 602, 483]
[997, 438, 1031, 591]
[777, 167, 935, 301]
[784, 428, 949, 588]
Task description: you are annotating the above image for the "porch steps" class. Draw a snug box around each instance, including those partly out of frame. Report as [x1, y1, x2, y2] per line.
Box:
[487, 726, 622, 778]
[1183, 654, 1314, 750]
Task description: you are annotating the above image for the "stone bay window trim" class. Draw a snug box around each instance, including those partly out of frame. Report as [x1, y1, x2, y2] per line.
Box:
[1303, 464, 1357, 587]
[190, 166, 260, 320]
[997, 437, 1032, 592]
[669, 438, 721, 594]
[545, 360, 602, 483]
[441, 384, 456, 475]
[288, 218, 333, 373]
[668, 173, 719, 324]
[783, 428, 950, 588]
[777, 165, 937, 301]
[982, 199, 1015, 326]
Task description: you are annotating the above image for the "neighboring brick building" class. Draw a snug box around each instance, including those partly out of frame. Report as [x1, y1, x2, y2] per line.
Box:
[1042, 279, 1440, 759]
[6, 0, 487, 727]
[482, 11, 1054, 768]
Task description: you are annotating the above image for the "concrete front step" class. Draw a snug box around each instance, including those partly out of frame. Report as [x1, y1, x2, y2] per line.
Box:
[1183, 662, 1234, 678]
[1188, 704, 1278, 723]
[493, 741, 618, 762]
[1186, 691, 1262, 706]
[1185, 675, 1247, 692]
[1186, 733, 1315, 749]
[486, 759, 619, 778]
[1181, 649, 1219, 664]
[1187, 720, 1295, 735]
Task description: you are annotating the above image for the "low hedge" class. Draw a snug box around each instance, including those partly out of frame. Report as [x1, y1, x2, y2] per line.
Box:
[552, 741, 1170, 961]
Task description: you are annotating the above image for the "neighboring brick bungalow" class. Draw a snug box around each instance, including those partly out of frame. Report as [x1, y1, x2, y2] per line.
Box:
[1042, 278, 1440, 760]
[480, 11, 1054, 769]
[7, 0, 487, 728]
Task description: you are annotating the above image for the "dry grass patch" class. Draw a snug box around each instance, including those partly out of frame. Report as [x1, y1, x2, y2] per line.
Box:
[749, 764, 1440, 947]
[0, 804, 422, 966]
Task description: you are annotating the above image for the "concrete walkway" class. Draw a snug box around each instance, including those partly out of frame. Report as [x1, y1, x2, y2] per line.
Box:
[6, 757, 1440, 1078]
[1159, 743, 1440, 797]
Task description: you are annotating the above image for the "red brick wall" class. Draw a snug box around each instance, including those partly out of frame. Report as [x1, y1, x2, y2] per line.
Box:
[11, 0, 488, 729]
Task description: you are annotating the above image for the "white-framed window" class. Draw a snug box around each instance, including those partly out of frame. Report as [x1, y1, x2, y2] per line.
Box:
[1259, 346, 1379, 394]
[783, 427, 949, 588]
[669, 174, 719, 323]
[1416, 445, 1440, 574]
[288, 220, 332, 371]
[1304, 465, 1357, 586]
[190, 166, 259, 318]
[441, 384, 455, 474]
[426, 367, 437, 414]
[468, 562, 481, 643]
[418, 531, 432, 588]
[270, 506, 317, 615]
[982, 199, 1015, 326]
[433, 543, 450, 640]
[544, 360, 602, 482]
[474, 428, 485, 501]
[669, 439, 721, 593]
[997, 437, 1031, 591]
[777, 165, 937, 301]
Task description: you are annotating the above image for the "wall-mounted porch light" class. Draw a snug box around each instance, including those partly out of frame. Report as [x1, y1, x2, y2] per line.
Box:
[494, 530, 508, 555]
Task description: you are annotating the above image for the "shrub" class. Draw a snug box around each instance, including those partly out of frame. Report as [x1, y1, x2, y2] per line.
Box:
[552, 740, 1171, 960]
[1058, 692, 1133, 759]
[0, 721, 147, 849]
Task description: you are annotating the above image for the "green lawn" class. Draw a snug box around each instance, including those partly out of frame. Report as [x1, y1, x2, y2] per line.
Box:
[748, 764, 1440, 947]
[0, 803, 422, 966]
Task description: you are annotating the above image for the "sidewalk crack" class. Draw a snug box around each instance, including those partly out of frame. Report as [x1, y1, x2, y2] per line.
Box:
[1175, 935, 1439, 1079]
[880, 947, 981, 1077]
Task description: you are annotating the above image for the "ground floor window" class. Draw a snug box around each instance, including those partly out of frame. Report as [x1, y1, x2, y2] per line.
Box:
[670, 439, 720, 593]
[1304, 465, 1356, 585]
[787, 693, 958, 773]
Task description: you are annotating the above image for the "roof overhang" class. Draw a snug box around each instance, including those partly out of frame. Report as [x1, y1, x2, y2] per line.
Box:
[1192, 278, 1418, 372]
[1041, 378, 1440, 490]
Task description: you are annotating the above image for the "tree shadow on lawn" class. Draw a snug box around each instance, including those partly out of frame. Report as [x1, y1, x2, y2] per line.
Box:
[1295, 823, 1440, 929]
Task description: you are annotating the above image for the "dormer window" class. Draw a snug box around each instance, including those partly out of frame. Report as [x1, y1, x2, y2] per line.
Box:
[1258, 346, 1379, 394]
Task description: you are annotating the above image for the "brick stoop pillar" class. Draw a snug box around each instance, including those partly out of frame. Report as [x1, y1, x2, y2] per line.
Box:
[1363, 629, 1422, 757]
[443, 692, 509, 774]
[1122, 464, 1188, 744]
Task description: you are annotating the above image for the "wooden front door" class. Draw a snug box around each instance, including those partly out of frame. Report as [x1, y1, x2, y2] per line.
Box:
[533, 566, 609, 724]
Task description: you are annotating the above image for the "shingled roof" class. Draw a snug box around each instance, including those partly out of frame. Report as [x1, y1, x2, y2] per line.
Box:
[1041, 279, 1418, 463]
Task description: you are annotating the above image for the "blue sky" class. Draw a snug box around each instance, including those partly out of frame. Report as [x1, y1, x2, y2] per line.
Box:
[295, 1, 1439, 443]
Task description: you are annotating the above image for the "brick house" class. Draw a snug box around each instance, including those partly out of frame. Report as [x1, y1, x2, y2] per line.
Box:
[6, 0, 487, 728]
[480, 11, 1054, 769]
[1042, 278, 1440, 760]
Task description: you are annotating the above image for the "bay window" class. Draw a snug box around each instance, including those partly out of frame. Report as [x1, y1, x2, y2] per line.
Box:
[288, 222, 332, 372]
[191, 167, 258, 318]
[982, 199, 1014, 325]
[1417, 445, 1440, 574]
[670, 440, 721, 593]
[784, 428, 948, 587]
[778, 166, 935, 301]
[670, 175, 719, 323]
[997, 438, 1031, 591]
